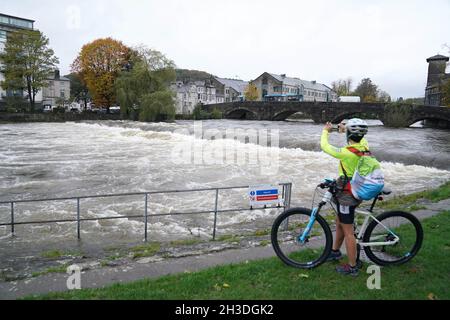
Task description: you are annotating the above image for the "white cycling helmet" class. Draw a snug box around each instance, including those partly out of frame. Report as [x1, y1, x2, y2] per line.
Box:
[346, 118, 368, 141]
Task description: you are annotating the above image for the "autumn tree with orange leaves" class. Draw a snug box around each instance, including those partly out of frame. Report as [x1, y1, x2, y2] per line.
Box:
[71, 38, 132, 111]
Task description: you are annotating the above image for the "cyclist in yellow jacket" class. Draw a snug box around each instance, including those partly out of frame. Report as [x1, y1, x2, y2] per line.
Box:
[321, 118, 370, 277]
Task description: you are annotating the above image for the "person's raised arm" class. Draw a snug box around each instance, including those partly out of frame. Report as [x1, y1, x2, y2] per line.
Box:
[321, 122, 346, 160]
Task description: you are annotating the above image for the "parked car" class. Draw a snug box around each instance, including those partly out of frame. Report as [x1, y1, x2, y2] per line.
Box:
[110, 106, 121, 114]
[43, 105, 53, 113]
[69, 108, 81, 113]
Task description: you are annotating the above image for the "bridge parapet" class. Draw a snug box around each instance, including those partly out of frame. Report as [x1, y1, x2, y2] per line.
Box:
[202, 102, 450, 128]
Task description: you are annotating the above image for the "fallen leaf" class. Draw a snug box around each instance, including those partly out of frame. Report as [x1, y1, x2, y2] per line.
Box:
[223, 283, 230, 288]
[428, 293, 438, 300]
[299, 274, 309, 279]
[408, 267, 419, 274]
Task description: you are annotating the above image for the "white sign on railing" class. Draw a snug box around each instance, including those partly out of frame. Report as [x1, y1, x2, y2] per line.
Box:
[249, 185, 282, 208]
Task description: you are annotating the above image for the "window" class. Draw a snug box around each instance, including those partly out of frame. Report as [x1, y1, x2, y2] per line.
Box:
[9, 18, 32, 29]
[262, 77, 268, 85]
[0, 16, 9, 25]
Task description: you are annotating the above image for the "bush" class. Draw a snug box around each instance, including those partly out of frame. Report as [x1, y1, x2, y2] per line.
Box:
[4, 96, 28, 112]
[138, 91, 176, 122]
[52, 107, 65, 114]
[192, 104, 210, 120]
[211, 108, 223, 119]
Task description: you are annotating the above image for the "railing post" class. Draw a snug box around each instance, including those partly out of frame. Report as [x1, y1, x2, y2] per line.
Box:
[77, 198, 81, 240]
[284, 183, 292, 210]
[283, 184, 292, 232]
[10, 202, 14, 236]
[144, 194, 148, 242]
[212, 189, 219, 241]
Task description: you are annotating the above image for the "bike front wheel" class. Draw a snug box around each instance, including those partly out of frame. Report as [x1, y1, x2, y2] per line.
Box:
[271, 208, 332, 269]
[363, 211, 423, 266]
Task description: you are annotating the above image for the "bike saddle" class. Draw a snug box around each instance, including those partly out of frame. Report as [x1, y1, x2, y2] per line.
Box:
[381, 187, 392, 195]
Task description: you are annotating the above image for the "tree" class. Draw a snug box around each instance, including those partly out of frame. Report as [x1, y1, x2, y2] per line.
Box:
[354, 78, 379, 102]
[72, 38, 132, 111]
[377, 90, 392, 103]
[139, 91, 176, 122]
[331, 78, 353, 96]
[65, 73, 90, 110]
[442, 80, 450, 107]
[441, 44, 450, 107]
[244, 83, 259, 101]
[115, 46, 176, 121]
[0, 29, 59, 111]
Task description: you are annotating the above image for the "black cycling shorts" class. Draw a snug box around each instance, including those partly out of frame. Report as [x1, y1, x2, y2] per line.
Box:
[337, 205, 356, 225]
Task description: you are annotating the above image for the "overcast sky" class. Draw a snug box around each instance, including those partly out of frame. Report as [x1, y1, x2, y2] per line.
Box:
[3, 0, 450, 98]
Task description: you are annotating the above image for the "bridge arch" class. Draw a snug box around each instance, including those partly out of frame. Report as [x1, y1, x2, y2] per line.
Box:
[272, 110, 307, 121]
[407, 116, 450, 128]
[330, 111, 385, 125]
[225, 108, 258, 120]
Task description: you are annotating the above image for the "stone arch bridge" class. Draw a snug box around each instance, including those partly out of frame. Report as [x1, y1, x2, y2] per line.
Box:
[202, 101, 450, 128]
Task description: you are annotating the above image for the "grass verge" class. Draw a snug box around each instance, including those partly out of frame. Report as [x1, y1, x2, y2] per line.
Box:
[378, 181, 450, 210]
[27, 211, 450, 300]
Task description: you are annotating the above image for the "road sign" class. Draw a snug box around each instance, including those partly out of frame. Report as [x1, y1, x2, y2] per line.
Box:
[249, 185, 281, 207]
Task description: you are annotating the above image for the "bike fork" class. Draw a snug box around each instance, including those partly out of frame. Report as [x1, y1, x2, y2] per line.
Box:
[298, 203, 324, 243]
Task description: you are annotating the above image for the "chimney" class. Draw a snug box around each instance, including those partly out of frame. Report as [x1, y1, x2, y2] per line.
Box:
[54, 69, 60, 80]
[312, 80, 317, 84]
[281, 74, 286, 78]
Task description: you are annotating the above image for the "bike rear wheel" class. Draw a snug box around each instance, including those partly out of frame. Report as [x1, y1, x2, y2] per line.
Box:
[271, 208, 332, 269]
[363, 211, 423, 266]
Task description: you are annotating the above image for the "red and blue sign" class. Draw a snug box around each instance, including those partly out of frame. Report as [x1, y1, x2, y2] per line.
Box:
[249, 185, 280, 207]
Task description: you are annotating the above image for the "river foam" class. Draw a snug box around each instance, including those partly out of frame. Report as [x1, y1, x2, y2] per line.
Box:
[0, 121, 449, 243]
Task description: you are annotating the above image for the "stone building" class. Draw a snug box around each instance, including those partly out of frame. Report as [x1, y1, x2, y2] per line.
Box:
[424, 54, 450, 106]
[250, 72, 338, 102]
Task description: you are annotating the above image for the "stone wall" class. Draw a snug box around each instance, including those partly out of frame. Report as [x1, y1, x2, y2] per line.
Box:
[203, 101, 450, 128]
[0, 112, 122, 123]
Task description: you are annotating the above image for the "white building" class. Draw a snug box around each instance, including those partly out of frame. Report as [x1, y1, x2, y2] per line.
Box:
[195, 80, 217, 105]
[171, 81, 198, 115]
[251, 72, 338, 102]
[41, 70, 71, 107]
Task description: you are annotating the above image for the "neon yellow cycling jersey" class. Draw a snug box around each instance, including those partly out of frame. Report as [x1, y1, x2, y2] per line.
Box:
[321, 130, 369, 178]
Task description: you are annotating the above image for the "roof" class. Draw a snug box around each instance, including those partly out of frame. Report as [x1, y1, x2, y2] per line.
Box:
[47, 75, 70, 81]
[267, 73, 333, 92]
[214, 77, 248, 94]
[427, 54, 449, 62]
[0, 12, 35, 23]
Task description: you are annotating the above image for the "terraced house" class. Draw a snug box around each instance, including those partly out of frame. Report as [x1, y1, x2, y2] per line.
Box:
[251, 72, 338, 102]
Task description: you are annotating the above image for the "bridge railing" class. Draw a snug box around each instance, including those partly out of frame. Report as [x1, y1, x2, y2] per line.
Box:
[0, 183, 292, 242]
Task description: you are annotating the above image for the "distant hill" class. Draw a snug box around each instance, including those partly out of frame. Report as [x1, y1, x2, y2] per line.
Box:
[176, 69, 213, 82]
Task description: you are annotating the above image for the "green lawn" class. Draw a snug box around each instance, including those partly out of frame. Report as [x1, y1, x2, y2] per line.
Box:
[27, 211, 450, 300]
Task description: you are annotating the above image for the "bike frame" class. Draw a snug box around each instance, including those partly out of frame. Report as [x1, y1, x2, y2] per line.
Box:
[299, 190, 400, 248]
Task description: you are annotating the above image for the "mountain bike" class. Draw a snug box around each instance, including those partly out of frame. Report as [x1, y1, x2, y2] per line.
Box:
[271, 178, 424, 269]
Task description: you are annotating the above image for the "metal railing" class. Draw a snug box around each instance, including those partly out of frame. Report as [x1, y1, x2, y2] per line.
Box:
[0, 183, 292, 242]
